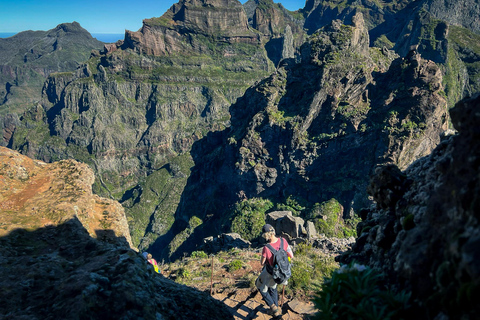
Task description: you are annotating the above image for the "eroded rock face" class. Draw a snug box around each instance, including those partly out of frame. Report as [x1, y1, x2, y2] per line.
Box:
[0, 218, 233, 320]
[0, 146, 132, 246]
[340, 94, 480, 319]
[124, 0, 256, 56]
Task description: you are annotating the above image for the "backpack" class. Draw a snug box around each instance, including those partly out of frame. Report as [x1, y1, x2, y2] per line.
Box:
[265, 238, 291, 284]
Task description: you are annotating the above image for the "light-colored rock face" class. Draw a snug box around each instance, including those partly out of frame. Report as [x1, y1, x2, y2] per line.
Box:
[181, 0, 250, 34]
[124, 0, 254, 56]
[427, 0, 480, 34]
[0, 147, 132, 247]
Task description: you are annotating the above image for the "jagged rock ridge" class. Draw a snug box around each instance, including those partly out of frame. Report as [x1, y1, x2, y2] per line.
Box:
[339, 94, 480, 319]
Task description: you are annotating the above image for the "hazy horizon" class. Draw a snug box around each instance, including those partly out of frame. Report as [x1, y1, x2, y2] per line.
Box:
[0, 31, 124, 43]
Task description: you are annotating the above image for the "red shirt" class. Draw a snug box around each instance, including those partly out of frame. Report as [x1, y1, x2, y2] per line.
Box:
[262, 237, 293, 267]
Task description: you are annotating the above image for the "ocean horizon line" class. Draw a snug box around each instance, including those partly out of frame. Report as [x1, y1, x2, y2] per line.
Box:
[0, 32, 124, 43]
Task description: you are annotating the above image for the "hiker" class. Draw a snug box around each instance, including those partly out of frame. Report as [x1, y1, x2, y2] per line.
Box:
[256, 224, 294, 317]
[147, 253, 160, 273]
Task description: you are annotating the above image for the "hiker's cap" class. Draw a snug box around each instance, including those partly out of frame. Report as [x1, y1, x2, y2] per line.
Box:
[262, 224, 275, 233]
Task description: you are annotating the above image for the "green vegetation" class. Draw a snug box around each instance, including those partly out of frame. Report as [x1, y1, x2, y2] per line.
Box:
[125, 153, 195, 249]
[228, 260, 243, 272]
[168, 216, 204, 258]
[178, 268, 191, 279]
[445, 25, 480, 108]
[191, 250, 208, 259]
[313, 263, 411, 320]
[402, 214, 415, 230]
[337, 101, 371, 121]
[231, 198, 274, 241]
[373, 35, 394, 49]
[419, 17, 443, 51]
[274, 195, 306, 216]
[287, 243, 338, 296]
[308, 199, 358, 238]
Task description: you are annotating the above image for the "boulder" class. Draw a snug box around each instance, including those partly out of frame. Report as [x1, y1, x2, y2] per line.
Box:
[305, 221, 317, 239]
[266, 211, 306, 239]
[203, 233, 251, 253]
[312, 236, 355, 255]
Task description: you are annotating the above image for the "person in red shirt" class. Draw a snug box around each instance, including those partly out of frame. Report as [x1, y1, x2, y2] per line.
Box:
[255, 224, 294, 317]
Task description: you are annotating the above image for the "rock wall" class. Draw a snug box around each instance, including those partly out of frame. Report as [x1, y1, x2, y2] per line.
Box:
[340, 94, 480, 319]
[124, 0, 256, 56]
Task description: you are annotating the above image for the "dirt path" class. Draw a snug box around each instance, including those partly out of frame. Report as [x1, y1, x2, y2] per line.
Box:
[212, 287, 315, 319]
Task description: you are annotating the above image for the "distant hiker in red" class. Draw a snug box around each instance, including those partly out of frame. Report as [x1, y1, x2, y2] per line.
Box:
[256, 224, 294, 318]
[147, 253, 160, 273]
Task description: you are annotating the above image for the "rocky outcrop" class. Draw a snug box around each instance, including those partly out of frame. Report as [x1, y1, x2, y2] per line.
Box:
[123, 0, 257, 56]
[203, 232, 252, 252]
[0, 22, 104, 113]
[266, 211, 306, 239]
[0, 217, 233, 320]
[302, 0, 480, 108]
[0, 146, 132, 246]
[339, 94, 480, 319]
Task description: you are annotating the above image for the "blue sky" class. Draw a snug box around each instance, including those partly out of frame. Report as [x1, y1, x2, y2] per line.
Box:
[0, 0, 307, 34]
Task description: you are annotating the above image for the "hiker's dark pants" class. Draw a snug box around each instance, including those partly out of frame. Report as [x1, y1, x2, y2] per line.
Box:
[256, 267, 279, 307]
[260, 286, 278, 307]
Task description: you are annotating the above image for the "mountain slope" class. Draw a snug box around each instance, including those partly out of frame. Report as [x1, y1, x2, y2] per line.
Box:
[0, 22, 104, 114]
[0, 146, 131, 245]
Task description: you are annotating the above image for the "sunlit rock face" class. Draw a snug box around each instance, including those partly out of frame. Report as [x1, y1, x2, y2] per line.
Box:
[0, 146, 132, 246]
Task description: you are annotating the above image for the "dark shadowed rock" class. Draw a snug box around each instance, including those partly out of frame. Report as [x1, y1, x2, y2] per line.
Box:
[339, 93, 480, 319]
[0, 218, 234, 320]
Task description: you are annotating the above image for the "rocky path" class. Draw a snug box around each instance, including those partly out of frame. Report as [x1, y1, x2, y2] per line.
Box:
[212, 287, 316, 320]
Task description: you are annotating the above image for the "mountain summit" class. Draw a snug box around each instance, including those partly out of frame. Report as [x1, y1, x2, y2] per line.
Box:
[0, 22, 104, 113]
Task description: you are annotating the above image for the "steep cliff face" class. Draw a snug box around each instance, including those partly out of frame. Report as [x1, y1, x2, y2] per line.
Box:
[340, 94, 480, 319]
[159, 13, 447, 260]
[124, 0, 256, 56]
[0, 22, 104, 114]
[244, 0, 306, 64]
[0, 146, 132, 245]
